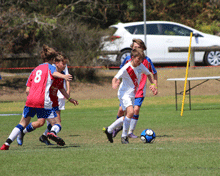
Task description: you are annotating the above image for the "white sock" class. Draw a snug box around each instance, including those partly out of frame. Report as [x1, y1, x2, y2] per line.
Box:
[128, 119, 138, 134]
[122, 116, 131, 137]
[8, 127, 21, 142]
[50, 124, 61, 134]
[108, 117, 124, 133]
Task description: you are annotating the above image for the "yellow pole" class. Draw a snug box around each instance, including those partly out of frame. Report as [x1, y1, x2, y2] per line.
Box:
[180, 32, 193, 116]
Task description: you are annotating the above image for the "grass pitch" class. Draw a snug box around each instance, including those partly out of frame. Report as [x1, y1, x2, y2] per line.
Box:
[0, 95, 220, 176]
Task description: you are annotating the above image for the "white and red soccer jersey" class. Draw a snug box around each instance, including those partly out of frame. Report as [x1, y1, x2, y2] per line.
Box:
[49, 75, 64, 107]
[26, 63, 56, 109]
[115, 62, 151, 99]
[121, 56, 157, 98]
[56, 64, 69, 99]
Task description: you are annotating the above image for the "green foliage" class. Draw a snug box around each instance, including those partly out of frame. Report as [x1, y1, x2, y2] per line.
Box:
[1, 0, 220, 80]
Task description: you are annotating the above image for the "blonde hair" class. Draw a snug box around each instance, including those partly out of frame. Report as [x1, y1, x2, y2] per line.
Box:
[40, 44, 58, 62]
[130, 38, 147, 50]
[131, 48, 145, 60]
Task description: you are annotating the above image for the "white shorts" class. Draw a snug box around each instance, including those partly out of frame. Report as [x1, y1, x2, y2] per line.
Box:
[119, 96, 134, 111]
[58, 98, 66, 110]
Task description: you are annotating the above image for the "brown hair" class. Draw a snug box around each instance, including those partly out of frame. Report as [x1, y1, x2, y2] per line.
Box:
[131, 48, 145, 60]
[130, 38, 147, 50]
[54, 52, 69, 63]
[40, 44, 58, 62]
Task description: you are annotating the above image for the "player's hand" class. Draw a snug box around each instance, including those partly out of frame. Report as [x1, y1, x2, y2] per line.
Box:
[153, 89, 158, 95]
[112, 79, 120, 89]
[64, 74, 73, 81]
[69, 98, 79, 106]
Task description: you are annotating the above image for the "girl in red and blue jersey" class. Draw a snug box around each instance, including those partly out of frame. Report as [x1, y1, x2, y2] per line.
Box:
[1, 45, 73, 150]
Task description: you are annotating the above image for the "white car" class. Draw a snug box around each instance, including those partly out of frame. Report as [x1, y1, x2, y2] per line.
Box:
[100, 21, 220, 66]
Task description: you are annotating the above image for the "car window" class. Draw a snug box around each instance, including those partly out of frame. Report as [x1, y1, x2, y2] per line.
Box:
[160, 24, 193, 36]
[124, 23, 203, 37]
[125, 24, 161, 35]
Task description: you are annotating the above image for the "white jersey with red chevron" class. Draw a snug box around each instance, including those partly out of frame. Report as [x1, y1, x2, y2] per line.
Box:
[114, 62, 151, 99]
[26, 63, 56, 109]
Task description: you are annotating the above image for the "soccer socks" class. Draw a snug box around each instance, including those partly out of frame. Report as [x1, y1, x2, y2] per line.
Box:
[6, 124, 24, 145]
[43, 122, 52, 136]
[50, 124, 62, 135]
[122, 116, 131, 138]
[128, 115, 139, 134]
[108, 117, 124, 133]
[23, 123, 35, 134]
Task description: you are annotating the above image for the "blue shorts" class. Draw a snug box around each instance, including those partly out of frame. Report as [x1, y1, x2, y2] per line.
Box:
[22, 106, 57, 119]
[134, 97, 145, 107]
[53, 106, 59, 112]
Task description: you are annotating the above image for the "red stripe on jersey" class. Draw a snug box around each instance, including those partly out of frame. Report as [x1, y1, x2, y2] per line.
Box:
[126, 66, 138, 94]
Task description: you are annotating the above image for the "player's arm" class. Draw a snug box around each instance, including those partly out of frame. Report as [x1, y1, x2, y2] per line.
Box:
[53, 72, 72, 81]
[59, 88, 78, 106]
[112, 77, 120, 89]
[64, 65, 70, 95]
[26, 86, 30, 96]
[142, 65, 157, 95]
[66, 80, 70, 95]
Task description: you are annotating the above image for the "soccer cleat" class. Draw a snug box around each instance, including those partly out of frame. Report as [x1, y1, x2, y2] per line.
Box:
[112, 126, 123, 138]
[121, 136, 129, 144]
[128, 133, 138, 139]
[39, 135, 52, 145]
[1, 144, 9, 150]
[47, 132, 65, 146]
[103, 127, 113, 143]
[16, 132, 25, 146]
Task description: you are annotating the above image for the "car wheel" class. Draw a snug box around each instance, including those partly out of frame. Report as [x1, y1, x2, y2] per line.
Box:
[116, 49, 132, 65]
[204, 51, 220, 66]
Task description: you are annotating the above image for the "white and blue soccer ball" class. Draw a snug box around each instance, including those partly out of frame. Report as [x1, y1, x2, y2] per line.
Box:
[140, 129, 156, 143]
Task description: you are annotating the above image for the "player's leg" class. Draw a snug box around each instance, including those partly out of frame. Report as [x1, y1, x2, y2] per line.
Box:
[39, 120, 52, 145]
[121, 105, 134, 144]
[39, 107, 60, 145]
[128, 97, 144, 138]
[47, 111, 65, 146]
[16, 107, 49, 146]
[112, 106, 124, 138]
[103, 116, 124, 143]
[1, 112, 31, 150]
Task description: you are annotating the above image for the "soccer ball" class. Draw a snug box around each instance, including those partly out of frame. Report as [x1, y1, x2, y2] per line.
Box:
[140, 129, 156, 143]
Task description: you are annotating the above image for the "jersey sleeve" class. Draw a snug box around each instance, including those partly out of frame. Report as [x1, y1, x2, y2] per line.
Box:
[48, 64, 57, 74]
[147, 57, 157, 74]
[141, 64, 151, 75]
[115, 66, 126, 79]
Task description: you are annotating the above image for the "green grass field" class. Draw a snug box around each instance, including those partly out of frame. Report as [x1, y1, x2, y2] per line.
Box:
[0, 95, 220, 176]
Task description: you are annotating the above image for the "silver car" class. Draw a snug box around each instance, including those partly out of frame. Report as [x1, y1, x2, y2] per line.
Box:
[100, 21, 220, 66]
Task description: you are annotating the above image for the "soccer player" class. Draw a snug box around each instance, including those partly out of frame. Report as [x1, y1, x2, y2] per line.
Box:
[0, 45, 74, 150]
[103, 48, 157, 144]
[16, 53, 78, 146]
[112, 39, 158, 139]
[39, 54, 71, 145]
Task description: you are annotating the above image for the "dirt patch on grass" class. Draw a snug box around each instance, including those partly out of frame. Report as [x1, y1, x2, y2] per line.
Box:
[0, 66, 220, 102]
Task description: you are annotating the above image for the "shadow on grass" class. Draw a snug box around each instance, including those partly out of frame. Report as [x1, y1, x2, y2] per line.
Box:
[48, 144, 80, 149]
[156, 135, 173, 138]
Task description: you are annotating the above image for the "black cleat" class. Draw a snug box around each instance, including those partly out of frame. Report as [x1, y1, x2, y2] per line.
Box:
[121, 136, 129, 144]
[39, 135, 53, 145]
[103, 127, 113, 143]
[47, 132, 65, 146]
